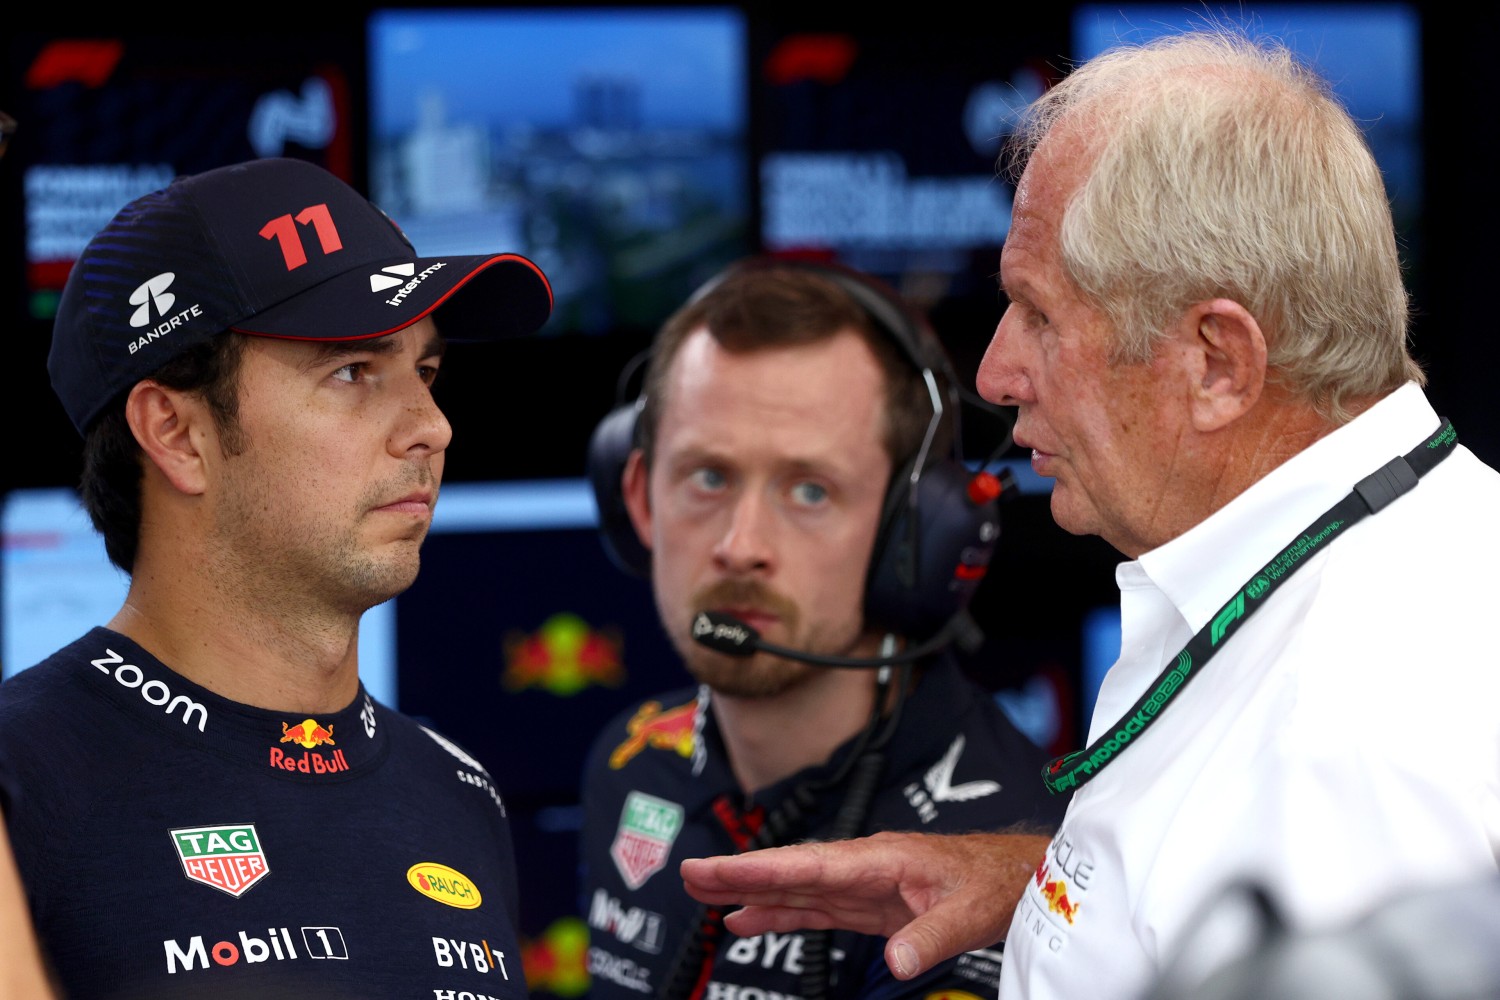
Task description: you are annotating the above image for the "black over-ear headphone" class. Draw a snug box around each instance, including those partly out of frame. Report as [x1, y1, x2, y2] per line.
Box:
[586, 258, 1005, 643]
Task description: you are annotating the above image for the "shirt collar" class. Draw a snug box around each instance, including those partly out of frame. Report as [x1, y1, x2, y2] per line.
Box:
[1134, 382, 1439, 633]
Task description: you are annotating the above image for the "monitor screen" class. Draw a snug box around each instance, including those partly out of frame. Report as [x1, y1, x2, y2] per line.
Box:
[367, 7, 753, 337]
[750, 13, 1070, 323]
[6, 29, 359, 323]
[1071, 4, 1423, 283]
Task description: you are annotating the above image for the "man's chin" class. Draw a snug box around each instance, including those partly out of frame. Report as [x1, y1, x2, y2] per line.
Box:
[681, 649, 815, 699]
[336, 553, 422, 614]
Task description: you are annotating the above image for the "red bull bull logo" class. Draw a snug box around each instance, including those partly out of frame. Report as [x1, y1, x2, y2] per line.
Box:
[503, 613, 625, 696]
[521, 916, 590, 997]
[609, 698, 699, 769]
[271, 718, 347, 775]
[280, 718, 335, 748]
[1035, 862, 1081, 925]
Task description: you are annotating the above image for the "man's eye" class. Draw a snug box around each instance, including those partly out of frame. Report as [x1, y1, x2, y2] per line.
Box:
[689, 468, 727, 491]
[331, 363, 364, 383]
[790, 481, 828, 506]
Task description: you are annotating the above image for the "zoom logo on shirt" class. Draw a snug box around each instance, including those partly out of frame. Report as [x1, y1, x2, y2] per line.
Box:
[92, 648, 208, 732]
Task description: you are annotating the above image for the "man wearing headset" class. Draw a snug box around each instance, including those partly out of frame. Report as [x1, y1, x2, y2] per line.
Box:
[579, 259, 1065, 1000]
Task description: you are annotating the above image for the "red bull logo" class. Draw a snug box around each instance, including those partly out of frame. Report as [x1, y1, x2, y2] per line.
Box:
[521, 916, 590, 997]
[280, 718, 335, 749]
[1035, 862, 1081, 925]
[609, 699, 699, 769]
[271, 718, 346, 775]
[503, 613, 625, 696]
[268, 746, 349, 775]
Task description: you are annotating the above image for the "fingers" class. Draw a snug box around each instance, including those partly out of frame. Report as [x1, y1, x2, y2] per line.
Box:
[681, 838, 920, 940]
[881, 833, 1053, 979]
[678, 828, 1051, 980]
[681, 840, 848, 895]
[721, 906, 848, 937]
[884, 903, 1006, 980]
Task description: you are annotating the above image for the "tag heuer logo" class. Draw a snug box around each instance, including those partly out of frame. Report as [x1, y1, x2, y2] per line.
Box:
[128, 272, 176, 328]
[170, 823, 269, 897]
[610, 792, 683, 890]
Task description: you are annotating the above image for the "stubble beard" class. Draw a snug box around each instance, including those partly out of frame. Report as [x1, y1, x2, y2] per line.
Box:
[672, 578, 854, 699]
[209, 461, 435, 621]
[680, 645, 816, 699]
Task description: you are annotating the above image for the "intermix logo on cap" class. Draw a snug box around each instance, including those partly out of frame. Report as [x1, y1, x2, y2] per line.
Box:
[129, 272, 176, 328]
[370, 263, 416, 293]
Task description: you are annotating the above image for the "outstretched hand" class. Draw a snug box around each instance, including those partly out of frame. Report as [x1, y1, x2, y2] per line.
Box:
[680, 829, 1051, 980]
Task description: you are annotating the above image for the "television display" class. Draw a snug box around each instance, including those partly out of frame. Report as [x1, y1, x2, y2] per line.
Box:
[367, 7, 752, 337]
[749, 13, 1070, 322]
[1071, 4, 1423, 282]
[5, 29, 359, 322]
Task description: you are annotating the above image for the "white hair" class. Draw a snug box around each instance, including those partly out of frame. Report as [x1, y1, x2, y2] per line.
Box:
[1006, 28, 1422, 421]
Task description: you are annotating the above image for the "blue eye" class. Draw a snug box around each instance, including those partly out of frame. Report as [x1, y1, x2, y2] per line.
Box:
[689, 467, 727, 492]
[790, 481, 828, 506]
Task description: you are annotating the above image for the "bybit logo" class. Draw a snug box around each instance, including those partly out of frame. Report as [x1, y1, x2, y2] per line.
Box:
[129, 272, 176, 327]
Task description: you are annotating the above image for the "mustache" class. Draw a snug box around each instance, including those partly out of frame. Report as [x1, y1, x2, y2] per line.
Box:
[363, 464, 440, 507]
[690, 579, 798, 623]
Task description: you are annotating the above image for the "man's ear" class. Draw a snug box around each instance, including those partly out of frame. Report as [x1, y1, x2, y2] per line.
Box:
[621, 449, 654, 552]
[1179, 298, 1268, 432]
[123, 381, 215, 497]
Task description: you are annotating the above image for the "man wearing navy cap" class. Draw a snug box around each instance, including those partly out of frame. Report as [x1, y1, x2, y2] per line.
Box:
[0, 157, 552, 1000]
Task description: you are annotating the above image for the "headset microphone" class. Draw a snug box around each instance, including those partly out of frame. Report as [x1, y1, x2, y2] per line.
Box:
[690, 610, 983, 668]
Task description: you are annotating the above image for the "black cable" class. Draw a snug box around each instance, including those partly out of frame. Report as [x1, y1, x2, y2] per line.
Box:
[657, 654, 913, 1000]
[797, 749, 888, 1000]
[798, 661, 912, 1000]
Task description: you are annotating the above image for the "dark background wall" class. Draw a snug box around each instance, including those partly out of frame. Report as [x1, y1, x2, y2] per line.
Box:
[1, 3, 1493, 993]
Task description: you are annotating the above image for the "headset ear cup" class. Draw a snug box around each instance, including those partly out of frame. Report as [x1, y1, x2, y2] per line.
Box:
[864, 459, 1000, 639]
[587, 402, 653, 577]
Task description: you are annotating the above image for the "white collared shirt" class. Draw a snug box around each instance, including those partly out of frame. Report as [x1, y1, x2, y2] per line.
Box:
[1000, 383, 1500, 1000]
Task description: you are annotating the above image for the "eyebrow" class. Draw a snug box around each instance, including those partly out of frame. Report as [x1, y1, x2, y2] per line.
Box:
[302, 329, 448, 369]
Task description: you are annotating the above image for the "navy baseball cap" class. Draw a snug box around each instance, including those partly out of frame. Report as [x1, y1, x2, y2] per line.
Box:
[49, 157, 554, 434]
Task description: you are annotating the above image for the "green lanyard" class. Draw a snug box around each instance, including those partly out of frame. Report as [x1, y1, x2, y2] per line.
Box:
[1042, 419, 1459, 796]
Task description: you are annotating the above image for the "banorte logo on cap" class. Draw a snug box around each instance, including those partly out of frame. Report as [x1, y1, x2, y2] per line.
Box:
[124, 271, 206, 356]
[129, 272, 175, 327]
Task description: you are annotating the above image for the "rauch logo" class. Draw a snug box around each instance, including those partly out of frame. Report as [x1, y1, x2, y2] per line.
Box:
[407, 862, 482, 909]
